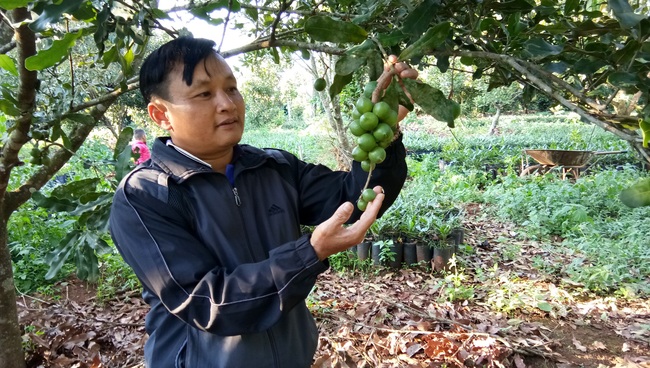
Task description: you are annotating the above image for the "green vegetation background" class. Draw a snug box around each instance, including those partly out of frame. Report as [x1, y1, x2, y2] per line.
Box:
[9, 111, 650, 303]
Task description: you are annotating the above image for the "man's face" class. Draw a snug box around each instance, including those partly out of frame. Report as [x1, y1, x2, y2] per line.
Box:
[148, 53, 245, 160]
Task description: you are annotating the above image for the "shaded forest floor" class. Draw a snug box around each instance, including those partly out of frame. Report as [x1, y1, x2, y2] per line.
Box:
[17, 203, 650, 367]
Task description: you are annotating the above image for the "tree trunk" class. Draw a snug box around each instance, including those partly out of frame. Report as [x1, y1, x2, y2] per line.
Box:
[0, 9, 34, 367]
[488, 106, 501, 135]
[0, 217, 25, 368]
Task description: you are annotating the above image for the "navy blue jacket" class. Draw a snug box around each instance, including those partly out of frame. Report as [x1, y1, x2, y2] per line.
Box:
[109, 137, 407, 367]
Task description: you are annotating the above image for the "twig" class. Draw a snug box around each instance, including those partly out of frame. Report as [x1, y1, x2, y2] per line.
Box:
[15, 287, 54, 305]
[216, 1, 235, 53]
[377, 295, 473, 331]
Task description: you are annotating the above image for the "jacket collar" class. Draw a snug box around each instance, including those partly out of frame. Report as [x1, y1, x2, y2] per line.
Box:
[150, 137, 271, 182]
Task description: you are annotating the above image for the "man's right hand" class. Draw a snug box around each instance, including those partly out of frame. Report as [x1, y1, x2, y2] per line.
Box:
[310, 186, 385, 260]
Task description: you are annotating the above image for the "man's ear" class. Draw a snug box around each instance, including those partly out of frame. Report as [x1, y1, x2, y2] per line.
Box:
[148, 100, 172, 131]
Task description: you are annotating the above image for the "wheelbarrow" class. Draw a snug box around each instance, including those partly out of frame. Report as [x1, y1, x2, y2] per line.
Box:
[520, 149, 627, 179]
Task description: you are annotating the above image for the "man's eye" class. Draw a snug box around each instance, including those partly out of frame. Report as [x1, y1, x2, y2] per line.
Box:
[197, 92, 210, 98]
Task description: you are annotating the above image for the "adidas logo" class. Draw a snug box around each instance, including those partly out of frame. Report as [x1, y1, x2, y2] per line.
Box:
[268, 204, 285, 216]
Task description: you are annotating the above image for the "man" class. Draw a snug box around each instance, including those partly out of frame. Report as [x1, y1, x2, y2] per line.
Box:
[131, 128, 151, 164]
[109, 36, 414, 367]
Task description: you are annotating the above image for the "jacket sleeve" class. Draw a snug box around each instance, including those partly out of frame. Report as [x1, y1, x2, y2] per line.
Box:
[109, 171, 328, 337]
[281, 136, 407, 225]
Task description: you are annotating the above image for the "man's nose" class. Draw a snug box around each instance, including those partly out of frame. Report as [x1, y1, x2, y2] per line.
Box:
[214, 90, 236, 112]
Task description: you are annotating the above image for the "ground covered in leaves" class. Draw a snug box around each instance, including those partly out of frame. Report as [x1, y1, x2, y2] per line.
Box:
[16, 204, 650, 367]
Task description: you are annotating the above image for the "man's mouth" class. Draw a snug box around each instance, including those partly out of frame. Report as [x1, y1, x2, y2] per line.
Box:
[217, 118, 237, 127]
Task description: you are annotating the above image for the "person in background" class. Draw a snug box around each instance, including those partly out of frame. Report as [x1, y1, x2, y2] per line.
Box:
[109, 36, 417, 368]
[131, 128, 151, 164]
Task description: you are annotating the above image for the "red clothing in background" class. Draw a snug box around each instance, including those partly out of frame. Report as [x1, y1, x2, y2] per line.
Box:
[132, 140, 151, 164]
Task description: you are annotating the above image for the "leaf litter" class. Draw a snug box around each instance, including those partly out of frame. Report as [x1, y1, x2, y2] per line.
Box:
[16, 202, 650, 367]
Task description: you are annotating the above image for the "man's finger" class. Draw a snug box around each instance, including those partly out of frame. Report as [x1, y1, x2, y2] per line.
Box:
[399, 68, 418, 80]
[394, 61, 409, 73]
[349, 191, 385, 233]
[397, 105, 409, 122]
[331, 202, 354, 225]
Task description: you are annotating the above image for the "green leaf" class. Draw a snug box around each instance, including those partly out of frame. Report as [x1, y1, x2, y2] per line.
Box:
[71, 2, 97, 21]
[436, 55, 450, 73]
[29, 0, 84, 32]
[335, 54, 367, 76]
[564, 0, 580, 13]
[31, 191, 77, 212]
[45, 232, 79, 280]
[101, 46, 118, 67]
[25, 32, 82, 71]
[608, 0, 645, 29]
[402, 0, 440, 36]
[366, 50, 384, 81]
[114, 127, 134, 161]
[94, 6, 111, 52]
[0, 98, 20, 116]
[305, 15, 368, 44]
[346, 39, 375, 57]
[640, 119, 650, 147]
[507, 13, 522, 37]
[51, 125, 72, 149]
[244, 7, 258, 19]
[398, 22, 451, 61]
[80, 203, 111, 232]
[0, 0, 31, 10]
[523, 38, 563, 59]
[122, 47, 135, 74]
[620, 178, 650, 207]
[114, 144, 133, 183]
[480, 18, 502, 32]
[572, 58, 607, 75]
[75, 237, 100, 281]
[0, 54, 18, 76]
[65, 113, 95, 125]
[270, 47, 280, 64]
[488, 0, 535, 13]
[376, 30, 407, 48]
[403, 79, 456, 127]
[50, 178, 100, 201]
[382, 79, 401, 113]
[70, 194, 112, 216]
[608, 71, 639, 88]
[541, 62, 566, 74]
[537, 301, 553, 312]
[329, 72, 353, 99]
[190, 0, 241, 16]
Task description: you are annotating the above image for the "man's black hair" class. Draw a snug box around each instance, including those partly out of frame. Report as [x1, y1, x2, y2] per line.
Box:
[139, 36, 217, 103]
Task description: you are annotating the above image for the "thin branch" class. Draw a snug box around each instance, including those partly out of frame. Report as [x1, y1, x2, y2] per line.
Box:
[0, 9, 14, 29]
[66, 78, 139, 114]
[216, 0, 235, 52]
[225, 3, 349, 18]
[66, 20, 75, 110]
[268, 0, 293, 45]
[442, 50, 641, 143]
[0, 40, 15, 54]
[518, 58, 607, 112]
[221, 39, 344, 59]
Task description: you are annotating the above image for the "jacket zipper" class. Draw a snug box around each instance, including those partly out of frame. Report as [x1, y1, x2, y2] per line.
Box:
[227, 157, 276, 365]
[232, 187, 241, 206]
[226, 163, 241, 207]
